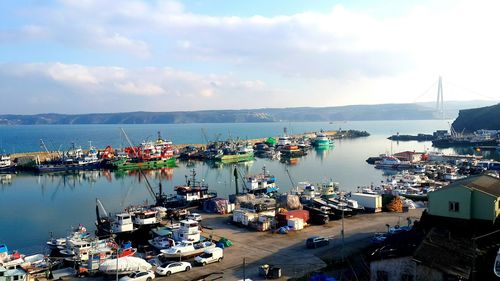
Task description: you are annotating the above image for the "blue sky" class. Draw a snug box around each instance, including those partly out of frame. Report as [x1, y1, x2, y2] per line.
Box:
[0, 0, 498, 114]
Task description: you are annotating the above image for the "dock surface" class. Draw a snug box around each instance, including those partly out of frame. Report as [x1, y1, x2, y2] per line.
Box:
[63, 208, 423, 281]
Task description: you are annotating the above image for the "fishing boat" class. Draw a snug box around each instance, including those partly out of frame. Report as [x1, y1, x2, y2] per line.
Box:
[112, 132, 176, 170]
[312, 131, 332, 147]
[95, 199, 138, 238]
[130, 209, 160, 228]
[215, 143, 254, 163]
[172, 220, 202, 243]
[245, 166, 279, 195]
[46, 224, 90, 250]
[156, 169, 217, 208]
[159, 241, 215, 259]
[0, 155, 16, 173]
[327, 197, 364, 215]
[494, 247, 500, 277]
[148, 236, 175, 250]
[35, 143, 102, 172]
[374, 156, 412, 170]
[312, 198, 353, 218]
[277, 129, 291, 146]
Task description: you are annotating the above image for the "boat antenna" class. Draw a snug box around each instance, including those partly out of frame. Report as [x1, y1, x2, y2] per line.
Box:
[285, 167, 295, 189]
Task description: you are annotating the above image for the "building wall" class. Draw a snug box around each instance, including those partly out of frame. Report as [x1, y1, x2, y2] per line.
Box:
[370, 257, 415, 281]
[416, 265, 444, 281]
[428, 185, 472, 220]
[471, 191, 498, 221]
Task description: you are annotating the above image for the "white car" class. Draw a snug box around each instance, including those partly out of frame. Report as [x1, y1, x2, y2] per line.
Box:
[155, 261, 191, 276]
[119, 270, 155, 281]
[187, 213, 202, 221]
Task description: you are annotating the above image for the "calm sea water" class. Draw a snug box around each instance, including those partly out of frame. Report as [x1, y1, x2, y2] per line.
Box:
[0, 120, 498, 252]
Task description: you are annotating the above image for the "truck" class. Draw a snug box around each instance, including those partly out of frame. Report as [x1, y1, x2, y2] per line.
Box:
[350, 193, 382, 213]
[194, 247, 224, 266]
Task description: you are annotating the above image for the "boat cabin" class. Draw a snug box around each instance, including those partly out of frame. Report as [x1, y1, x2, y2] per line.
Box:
[133, 210, 159, 226]
[174, 220, 201, 242]
[112, 213, 134, 233]
[0, 267, 27, 281]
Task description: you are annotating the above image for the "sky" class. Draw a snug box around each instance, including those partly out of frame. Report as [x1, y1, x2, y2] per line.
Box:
[0, 0, 499, 114]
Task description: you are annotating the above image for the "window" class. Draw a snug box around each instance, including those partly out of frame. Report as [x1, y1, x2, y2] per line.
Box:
[376, 271, 388, 281]
[448, 201, 460, 212]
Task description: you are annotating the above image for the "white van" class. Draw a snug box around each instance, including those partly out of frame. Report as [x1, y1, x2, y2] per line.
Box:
[194, 247, 223, 266]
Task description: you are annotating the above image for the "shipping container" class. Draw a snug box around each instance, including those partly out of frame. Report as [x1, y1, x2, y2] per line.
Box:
[287, 218, 304, 230]
[276, 210, 309, 227]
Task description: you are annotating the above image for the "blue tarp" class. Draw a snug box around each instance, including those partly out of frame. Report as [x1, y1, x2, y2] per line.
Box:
[310, 274, 337, 281]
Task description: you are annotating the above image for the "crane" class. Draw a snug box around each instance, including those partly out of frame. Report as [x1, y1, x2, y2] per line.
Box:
[120, 128, 157, 201]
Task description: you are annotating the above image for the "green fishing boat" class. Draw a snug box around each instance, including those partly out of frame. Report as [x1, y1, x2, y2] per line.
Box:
[112, 157, 176, 170]
[217, 151, 254, 163]
[313, 131, 333, 147]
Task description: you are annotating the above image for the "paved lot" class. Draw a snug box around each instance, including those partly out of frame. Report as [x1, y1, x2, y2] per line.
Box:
[156, 208, 424, 281]
[65, 209, 423, 281]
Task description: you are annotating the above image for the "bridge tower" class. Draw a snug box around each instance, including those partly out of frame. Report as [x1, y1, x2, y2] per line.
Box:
[436, 76, 444, 119]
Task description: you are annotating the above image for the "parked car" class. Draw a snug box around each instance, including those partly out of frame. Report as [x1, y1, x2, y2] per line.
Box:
[119, 271, 155, 281]
[187, 213, 202, 222]
[155, 261, 191, 276]
[194, 247, 224, 266]
[306, 236, 329, 249]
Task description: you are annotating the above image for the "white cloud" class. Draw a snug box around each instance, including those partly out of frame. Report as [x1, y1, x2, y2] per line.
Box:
[1, 0, 500, 112]
[0, 63, 276, 114]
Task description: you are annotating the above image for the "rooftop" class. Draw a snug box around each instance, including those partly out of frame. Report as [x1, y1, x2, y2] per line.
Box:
[459, 174, 500, 197]
[413, 228, 474, 279]
[435, 174, 500, 197]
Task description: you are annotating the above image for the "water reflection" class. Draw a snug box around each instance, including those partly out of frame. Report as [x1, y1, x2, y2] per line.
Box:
[1, 135, 499, 251]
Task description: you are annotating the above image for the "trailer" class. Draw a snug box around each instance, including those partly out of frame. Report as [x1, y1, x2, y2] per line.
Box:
[350, 193, 382, 213]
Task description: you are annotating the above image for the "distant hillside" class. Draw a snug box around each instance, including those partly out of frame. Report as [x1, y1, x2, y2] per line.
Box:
[0, 101, 497, 125]
[452, 103, 500, 132]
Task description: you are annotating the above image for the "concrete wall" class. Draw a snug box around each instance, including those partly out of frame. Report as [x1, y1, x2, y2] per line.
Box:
[370, 258, 445, 281]
[370, 257, 415, 281]
[416, 265, 444, 281]
[428, 185, 472, 220]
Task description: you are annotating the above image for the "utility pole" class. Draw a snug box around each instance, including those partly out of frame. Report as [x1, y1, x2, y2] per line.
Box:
[243, 257, 246, 281]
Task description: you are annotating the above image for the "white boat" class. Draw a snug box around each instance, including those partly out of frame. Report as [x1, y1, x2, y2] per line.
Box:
[494, 247, 500, 277]
[148, 236, 175, 250]
[99, 256, 152, 275]
[0, 155, 16, 173]
[131, 209, 159, 227]
[0, 244, 25, 269]
[0, 267, 28, 281]
[22, 254, 45, 266]
[277, 130, 291, 146]
[173, 220, 201, 242]
[96, 199, 138, 235]
[375, 156, 411, 169]
[46, 224, 90, 249]
[160, 241, 216, 258]
[245, 166, 279, 194]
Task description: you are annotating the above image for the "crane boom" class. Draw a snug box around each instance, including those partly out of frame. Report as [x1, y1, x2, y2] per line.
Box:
[119, 127, 157, 202]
